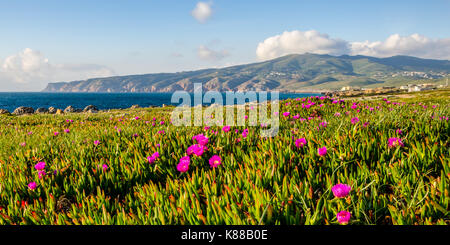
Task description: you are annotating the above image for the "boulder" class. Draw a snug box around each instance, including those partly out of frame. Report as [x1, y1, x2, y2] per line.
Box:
[12, 107, 34, 115]
[56, 109, 64, 115]
[0, 109, 10, 114]
[130, 104, 140, 109]
[86, 109, 98, 114]
[64, 106, 75, 113]
[48, 107, 57, 114]
[74, 108, 83, 113]
[35, 108, 49, 114]
[83, 105, 98, 113]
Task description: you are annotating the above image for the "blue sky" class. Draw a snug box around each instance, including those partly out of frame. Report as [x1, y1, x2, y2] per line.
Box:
[1, 0, 449, 91]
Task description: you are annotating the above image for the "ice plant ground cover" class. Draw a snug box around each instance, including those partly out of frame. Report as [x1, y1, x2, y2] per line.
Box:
[0, 90, 449, 225]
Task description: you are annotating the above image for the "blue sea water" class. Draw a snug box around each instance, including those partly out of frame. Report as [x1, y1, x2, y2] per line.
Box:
[0, 92, 321, 112]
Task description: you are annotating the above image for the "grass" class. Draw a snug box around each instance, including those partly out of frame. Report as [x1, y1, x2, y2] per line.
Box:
[0, 91, 448, 225]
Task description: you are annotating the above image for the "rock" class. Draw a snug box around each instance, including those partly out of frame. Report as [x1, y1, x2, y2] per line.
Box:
[48, 107, 57, 114]
[74, 108, 83, 113]
[162, 104, 167, 108]
[64, 106, 75, 113]
[86, 109, 98, 114]
[56, 109, 64, 115]
[35, 108, 49, 114]
[130, 104, 140, 109]
[83, 105, 98, 113]
[12, 107, 34, 115]
[0, 109, 10, 114]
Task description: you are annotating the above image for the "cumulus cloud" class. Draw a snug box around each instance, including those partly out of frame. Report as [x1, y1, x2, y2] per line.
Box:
[256, 30, 450, 60]
[350, 33, 450, 59]
[191, 1, 213, 23]
[197, 45, 229, 61]
[0, 48, 114, 91]
[256, 30, 349, 60]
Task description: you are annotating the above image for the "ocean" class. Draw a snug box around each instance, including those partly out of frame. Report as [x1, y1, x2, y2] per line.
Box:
[0, 92, 322, 112]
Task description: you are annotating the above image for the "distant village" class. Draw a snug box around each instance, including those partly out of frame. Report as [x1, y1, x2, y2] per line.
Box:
[331, 81, 448, 97]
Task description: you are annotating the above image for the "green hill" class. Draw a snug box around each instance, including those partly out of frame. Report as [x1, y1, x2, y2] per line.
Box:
[43, 53, 450, 92]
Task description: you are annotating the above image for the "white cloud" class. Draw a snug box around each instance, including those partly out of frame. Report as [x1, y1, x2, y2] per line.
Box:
[256, 30, 349, 60]
[350, 33, 450, 59]
[0, 48, 115, 91]
[197, 45, 229, 61]
[256, 30, 450, 60]
[191, 1, 213, 23]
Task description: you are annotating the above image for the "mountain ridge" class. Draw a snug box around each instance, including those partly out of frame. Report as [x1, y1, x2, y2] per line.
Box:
[43, 53, 450, 92]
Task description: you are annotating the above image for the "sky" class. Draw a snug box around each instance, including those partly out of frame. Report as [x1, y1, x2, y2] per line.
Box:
[0, 0, 449, 91]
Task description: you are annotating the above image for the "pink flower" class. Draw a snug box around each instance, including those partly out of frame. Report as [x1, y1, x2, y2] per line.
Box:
[351, 117, 359, 124]
[319, 121, 328, 128]
[336, 211, 351, 224]
[38, 170, 46, 179]
[318, 146, 327, 156]
[135, 116, 140, 120]
[177, 156, 190, 172]
[331, 184, 351, 198]
[64, 129, 70, 133]
[53, 132, 59, 136]
[102, 164, 108, 171]
[396, 129, 403, 135]
[293, 114, 300, 119]
[187, 144, 207, 156]
[283, 112, 290, 117]
[94, 140, 100, 146]
[160, 121, 165, 125]
[193, 134, 209, 146]
[222, 125, 231, 132]
[34, 162, 46, 170]
[209, 155, 222, 168]
[28, 182, 37, 190]
[147, 152, 160, 164]
[294, 138, 307, 148]
[242, 128, 249, 138]
[20, 142, 26, 147]
[388, 137, 404, 148]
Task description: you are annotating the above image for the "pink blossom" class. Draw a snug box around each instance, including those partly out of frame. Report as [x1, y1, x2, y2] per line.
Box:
[35, 162, 46, 171]
[193, 134, 209, 145]
[294, 138, 307, 148]
[102, 164, 108, 171]
[336, 211, 351, 224]
[187, 144, 207, 156]
[351, 117, 359, 124]
[222, 125, 231, 132]
[38, 170, 46, 179]
[177, 156, 190, 172]
[53, 132, 59, 136]
[209, 155, 222, 168]
[388, 137, 404, 148]
[331, 184, 351, 198]
[28, 182, 37, 190]
[318, 146, 327, 156]
[94, 140, 100, 146]
[283, 112, 290, 117]
[64, 129, 70, 133]
[147, 152, 160, 164]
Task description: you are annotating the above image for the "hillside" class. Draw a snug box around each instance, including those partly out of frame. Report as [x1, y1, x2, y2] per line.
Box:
[43, 53, 450, 92]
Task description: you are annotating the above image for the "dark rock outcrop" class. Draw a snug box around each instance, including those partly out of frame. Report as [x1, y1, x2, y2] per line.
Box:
[0, 109, 10, 114]
[64, 106, 75, 113]
[48, 107, 57, 114]
[12, 107, 34, 115]
[83, 105, 98, 112]
[35, 108, 49, 114]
